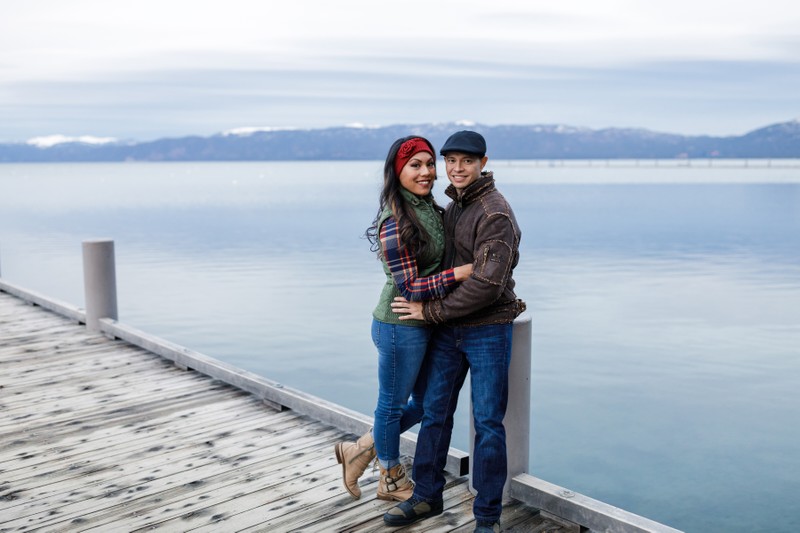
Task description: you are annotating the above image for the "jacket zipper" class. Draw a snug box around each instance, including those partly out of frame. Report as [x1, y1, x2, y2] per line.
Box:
[444, 201, 463, 269]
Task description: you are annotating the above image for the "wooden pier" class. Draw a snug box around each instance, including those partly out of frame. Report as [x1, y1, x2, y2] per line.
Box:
[1, 240, 684, 532]
[0, 291, 570, 532]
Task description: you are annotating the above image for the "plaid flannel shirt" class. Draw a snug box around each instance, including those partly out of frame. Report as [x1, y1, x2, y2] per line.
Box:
[380, 217, 457, 301]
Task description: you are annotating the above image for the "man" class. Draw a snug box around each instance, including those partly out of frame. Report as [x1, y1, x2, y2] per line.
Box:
[386, 130, 525, 532]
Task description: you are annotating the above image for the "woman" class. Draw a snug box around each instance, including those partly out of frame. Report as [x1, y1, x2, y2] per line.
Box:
[334, 136, 472, 501]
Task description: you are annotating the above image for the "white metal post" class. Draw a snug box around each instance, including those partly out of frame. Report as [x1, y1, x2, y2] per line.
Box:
[82, 239, 118, 331]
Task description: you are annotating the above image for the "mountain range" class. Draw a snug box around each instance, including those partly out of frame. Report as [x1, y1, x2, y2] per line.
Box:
[1, 120, 799, 162]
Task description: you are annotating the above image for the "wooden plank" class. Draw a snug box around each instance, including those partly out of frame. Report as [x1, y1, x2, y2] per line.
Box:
[1, 413, 322, 518]
[4, 410, 299, 496]
[227, 474, 469, 533]
[0, 341, 167, 374]
[0, 402, 284, 481]
[1, 373, 212, 420]
[101, 318, 471, 477]
[0, 386, 248, 455]
[0, 393, 263, 460]
[101, 440, 346, 532]
[7, 428, 343, 531]
[1, 362, 214, 415]
[1, 365, 222, 417]
[1, 354, 171, 387]
[1, 386, 226, 442]
[511, 474, 684, 533]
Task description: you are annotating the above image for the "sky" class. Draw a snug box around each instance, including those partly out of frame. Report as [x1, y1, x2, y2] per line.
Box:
[1, 0, 799, 143]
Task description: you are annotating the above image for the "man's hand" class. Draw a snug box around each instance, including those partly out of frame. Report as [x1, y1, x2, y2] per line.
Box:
[391, 297, 424, 321]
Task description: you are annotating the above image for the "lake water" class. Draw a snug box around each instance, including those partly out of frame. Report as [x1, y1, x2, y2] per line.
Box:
[1, 161, 799, 532]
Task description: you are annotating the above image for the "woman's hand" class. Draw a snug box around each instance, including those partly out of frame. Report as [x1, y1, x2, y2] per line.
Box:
[453, 263, 474, 282]
[391, 297, 424, 321]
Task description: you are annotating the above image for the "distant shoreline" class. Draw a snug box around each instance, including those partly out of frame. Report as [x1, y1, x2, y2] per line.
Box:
[3, 158, 800, 166]
[2, 120, 799, 162]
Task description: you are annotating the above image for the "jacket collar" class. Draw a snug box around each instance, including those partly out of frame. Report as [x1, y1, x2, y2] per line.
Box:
[445, 171, 495, 204]
[400, 187, 434, 206]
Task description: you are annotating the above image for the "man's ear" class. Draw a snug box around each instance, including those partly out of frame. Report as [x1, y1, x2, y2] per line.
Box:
[480, 156, 489, 170]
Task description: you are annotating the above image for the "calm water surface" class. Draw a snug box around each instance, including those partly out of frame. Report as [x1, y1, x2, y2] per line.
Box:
[1, 161, 799, 532]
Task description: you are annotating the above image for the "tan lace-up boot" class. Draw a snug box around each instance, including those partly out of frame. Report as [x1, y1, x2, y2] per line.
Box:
[334, 430, 376, 499]
[377, 462, 414, 501]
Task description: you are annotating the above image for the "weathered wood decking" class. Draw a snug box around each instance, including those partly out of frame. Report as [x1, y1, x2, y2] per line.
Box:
[0, 291, 570, 532]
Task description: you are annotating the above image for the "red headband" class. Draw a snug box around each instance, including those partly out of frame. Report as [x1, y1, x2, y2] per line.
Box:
[394, 138, 433, 176]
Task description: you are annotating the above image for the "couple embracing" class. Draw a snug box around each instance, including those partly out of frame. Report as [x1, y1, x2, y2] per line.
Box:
[334, 130, 525, 533]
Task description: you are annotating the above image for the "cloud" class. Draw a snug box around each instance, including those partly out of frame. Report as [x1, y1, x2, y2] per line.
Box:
[2, 57, 798, 142]
[1, 1, 799, 140]
[3, 1, 800, 80]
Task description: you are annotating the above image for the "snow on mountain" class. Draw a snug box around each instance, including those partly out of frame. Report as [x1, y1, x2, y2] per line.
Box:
[221, 126, 298, 136]
[26, 134, 118, 148]
[343, 123, 381, 129]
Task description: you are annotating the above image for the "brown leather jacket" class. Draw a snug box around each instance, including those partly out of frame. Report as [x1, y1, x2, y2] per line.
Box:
[422, 171, 526, 326]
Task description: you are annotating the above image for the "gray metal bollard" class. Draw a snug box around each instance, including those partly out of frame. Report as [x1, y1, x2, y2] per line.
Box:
[469, 313, 532, 500]
[82, 239, 118, 331]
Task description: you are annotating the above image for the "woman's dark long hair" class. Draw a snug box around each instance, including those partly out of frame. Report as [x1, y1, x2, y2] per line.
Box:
[366, 135, 443, 258]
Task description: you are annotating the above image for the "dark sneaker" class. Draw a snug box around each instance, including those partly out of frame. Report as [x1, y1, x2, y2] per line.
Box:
[474, 520, 500, 532]
[383, 496, 444, 527]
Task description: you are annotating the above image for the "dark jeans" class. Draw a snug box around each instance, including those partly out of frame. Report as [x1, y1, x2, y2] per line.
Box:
[412, 323, 513, 523]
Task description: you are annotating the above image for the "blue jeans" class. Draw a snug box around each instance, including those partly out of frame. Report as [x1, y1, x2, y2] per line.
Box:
[372, 318, 432, 468]
[412, 323, 513, 523]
